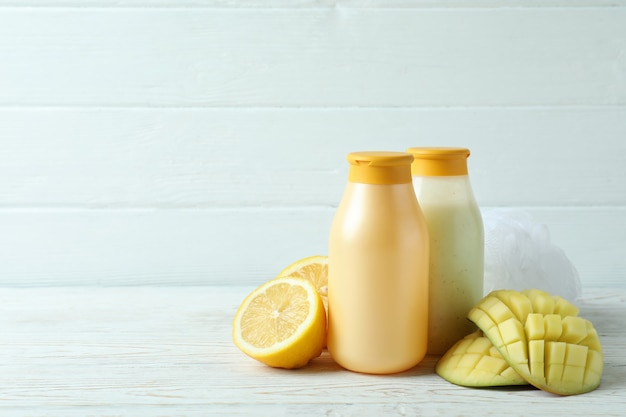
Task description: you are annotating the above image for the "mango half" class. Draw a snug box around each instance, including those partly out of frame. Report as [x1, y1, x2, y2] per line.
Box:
[437, 289, 603, 396]
[435, 330, 527, 387]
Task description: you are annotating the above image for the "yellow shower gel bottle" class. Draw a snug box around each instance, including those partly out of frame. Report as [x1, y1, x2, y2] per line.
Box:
[328, 152, 429, 374]
[407, 147, 484, 356]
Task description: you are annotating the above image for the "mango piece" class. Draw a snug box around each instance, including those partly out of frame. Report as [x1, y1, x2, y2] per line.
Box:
[545, 340, 565, 384]
[561, 316, 588, 344]
[506, 341, 529, 373]
[522, 289, 554, 315]
[528, 340, 545, 380]
[494, 290, 533, 324]
[483, 296, 517, 323]
[499, 317, 525, 346]
[581, 322, 602, 352]
[468, 289, 603, 396]
[525, 313, 545, 340]
[436, 331, 527, 387]
[544, 314, 563, 341]
[584, 350, 603, 387]
[565, 344, 589, 369]
[554, 295, 580, 318]
[467, 306, 503, 347]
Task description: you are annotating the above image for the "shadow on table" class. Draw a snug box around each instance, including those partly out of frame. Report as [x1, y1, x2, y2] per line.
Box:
[294, 351, 439, 377]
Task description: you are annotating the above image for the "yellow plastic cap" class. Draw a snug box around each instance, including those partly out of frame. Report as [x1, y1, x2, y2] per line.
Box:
[347, 151, 414, 185]
[406, 147, 471, 176]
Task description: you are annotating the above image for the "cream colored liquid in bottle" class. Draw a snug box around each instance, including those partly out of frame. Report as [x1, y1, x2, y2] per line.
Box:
[328, 151, 429, 374]
[407, 147, 484, 355]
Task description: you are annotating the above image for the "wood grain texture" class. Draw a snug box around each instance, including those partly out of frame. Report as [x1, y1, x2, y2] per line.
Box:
[0, 4, 624, 290]
[0, 207, 623, 288]
[1, 108, 625, 208]
[1, 0, 625, 8]
[0, 8, 624, 107]
[1, 286, 624, 416]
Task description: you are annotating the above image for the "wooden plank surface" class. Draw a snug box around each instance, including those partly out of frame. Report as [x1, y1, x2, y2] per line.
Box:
[0, 3, 624, 291]
[1, 108, 625, 208]
[2, 0, 626, 8]
[1, 286, 624, 416]
[0, 8, 624, 107]
[1, 207, 624, 288]
[3, 107, 623, 288]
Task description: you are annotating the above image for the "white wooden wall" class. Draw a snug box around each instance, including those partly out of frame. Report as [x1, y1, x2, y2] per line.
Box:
[1, 1, 625, 289]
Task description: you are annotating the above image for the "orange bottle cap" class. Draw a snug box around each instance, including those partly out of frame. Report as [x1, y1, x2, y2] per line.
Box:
[347, 151, 414, 185]
[406, 147, 470, 176]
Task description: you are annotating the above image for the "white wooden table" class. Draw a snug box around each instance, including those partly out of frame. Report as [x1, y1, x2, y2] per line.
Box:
[1, 286, 624, 416]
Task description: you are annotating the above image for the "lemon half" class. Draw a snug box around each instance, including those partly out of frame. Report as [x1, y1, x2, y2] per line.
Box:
[232, 277, 326, 369]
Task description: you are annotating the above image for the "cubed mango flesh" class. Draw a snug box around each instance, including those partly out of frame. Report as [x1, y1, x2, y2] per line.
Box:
[435, 331, 527, 387]
[438, 289, 603, 396]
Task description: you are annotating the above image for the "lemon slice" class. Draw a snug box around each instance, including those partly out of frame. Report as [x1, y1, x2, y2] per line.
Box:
[232, 277, 326, 369]
[277, 255, 328, 316]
